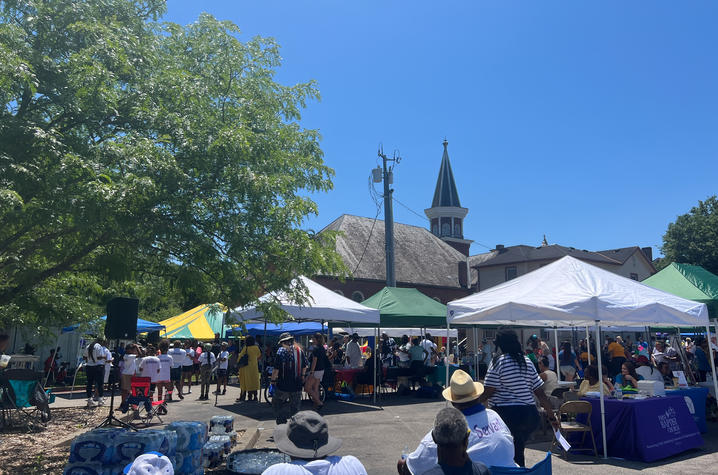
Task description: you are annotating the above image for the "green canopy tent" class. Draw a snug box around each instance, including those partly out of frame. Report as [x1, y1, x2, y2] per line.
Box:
[361, 287, 448, 328]
[642, 263, 718, 318]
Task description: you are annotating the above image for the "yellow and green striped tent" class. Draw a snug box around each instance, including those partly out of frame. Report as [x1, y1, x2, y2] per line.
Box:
[159, 304, 227, 340]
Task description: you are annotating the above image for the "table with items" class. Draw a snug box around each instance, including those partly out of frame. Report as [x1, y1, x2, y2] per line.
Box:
[578, 395, 703, 462]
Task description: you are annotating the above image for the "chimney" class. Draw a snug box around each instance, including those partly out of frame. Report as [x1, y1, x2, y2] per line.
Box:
[458, 261, 468, 288]
[641, 247, 653, 262]
[496, 244, 506, 253]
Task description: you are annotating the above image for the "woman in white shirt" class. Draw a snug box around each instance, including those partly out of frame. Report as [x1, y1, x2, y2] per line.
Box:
[83, 339, 106, 406]
[120, 344, 138, 404]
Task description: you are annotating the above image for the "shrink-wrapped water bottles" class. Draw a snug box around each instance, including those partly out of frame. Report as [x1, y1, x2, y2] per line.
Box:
[202, 441, 223, 468]
[62, 463, 112, 475]
[209, 415, 234, 434]
[69, 428, 127, 464]
[113, 429, 176, 465]
[166, 421, 207, 451]
[208, 434, 232, 455]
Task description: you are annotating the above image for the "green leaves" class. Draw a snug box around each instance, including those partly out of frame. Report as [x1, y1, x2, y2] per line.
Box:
[0, 0, 344, 330]
[662, 196, 718, 275]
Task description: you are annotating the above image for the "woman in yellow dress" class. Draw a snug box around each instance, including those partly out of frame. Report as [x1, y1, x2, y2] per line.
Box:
[237, 336, 262, 402]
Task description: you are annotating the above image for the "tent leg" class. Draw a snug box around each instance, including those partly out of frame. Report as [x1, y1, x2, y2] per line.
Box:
[553, 327, 559, 377]
[374, 327, 378, 406]
[706, 323, 718, 403]
[585, 326, 591, 367]
[595, 321, 608, 458]
[473, 326, 478, 379]
[446, 321, 450, 392]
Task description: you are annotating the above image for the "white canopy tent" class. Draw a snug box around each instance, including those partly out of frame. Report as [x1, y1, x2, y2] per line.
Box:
[446, 256, 717, 458]
[232, 276, 380, 325]
[334, 327, 458, 338]
[231, 275, 382, 403]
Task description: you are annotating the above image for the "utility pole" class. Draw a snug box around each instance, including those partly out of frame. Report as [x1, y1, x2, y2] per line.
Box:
[376, 146, 400, 287]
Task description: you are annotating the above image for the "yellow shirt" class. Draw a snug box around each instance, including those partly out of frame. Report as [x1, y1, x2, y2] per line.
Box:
[608, 342, 626, 359]
[578, 380, 611, 396]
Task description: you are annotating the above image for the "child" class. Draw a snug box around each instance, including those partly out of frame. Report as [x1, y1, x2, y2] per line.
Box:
[198, 343, 216, 400]
[216, 342, 229, 396]
[120, 344, 138, 405]
[138, 344, 161, 398]
[157, 340, 173, 401]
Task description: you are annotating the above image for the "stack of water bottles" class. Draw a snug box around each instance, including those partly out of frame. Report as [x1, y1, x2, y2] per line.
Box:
[166, 421, 208, 474]
[64, 428, 177, 475]
[203, 415, 236, 469]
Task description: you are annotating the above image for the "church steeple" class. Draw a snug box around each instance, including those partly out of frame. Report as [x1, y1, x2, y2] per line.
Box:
[425, 140, 472, 255]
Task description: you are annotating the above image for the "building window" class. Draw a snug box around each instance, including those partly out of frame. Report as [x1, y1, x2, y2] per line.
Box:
[334, 290, 344, 296]
[483, 330, 496, 339]
[454, 221, 461, 237]
[441, 222, 451, 236]
[505, 266, 517, 281]
[432, 224, 439, 236]
[630, 273, 638, 281]
[351, 291, 364, 302]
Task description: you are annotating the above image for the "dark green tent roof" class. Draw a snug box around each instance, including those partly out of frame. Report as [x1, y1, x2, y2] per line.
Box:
[361, 287, 447, 328]
[642, 263, 718, 317]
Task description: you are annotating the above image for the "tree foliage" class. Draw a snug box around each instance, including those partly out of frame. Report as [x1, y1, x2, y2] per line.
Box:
[0, 0, 345, 331]
[661, 195, 718, 275]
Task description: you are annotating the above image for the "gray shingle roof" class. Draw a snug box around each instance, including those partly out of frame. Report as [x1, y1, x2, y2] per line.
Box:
[431, 140, 461, 208]
[595, 246, 643, 264]
[318, 214, 467, 288]
[470, 244, 622, 268]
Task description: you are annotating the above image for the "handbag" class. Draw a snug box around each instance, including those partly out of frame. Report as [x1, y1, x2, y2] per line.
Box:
[238, 353, 249, 368]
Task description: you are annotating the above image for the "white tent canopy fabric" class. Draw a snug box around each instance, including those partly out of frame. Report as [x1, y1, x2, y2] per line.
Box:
[334, 327, 458, 338]
[232, 276, 380, 325]
[447, 256, 709, 327]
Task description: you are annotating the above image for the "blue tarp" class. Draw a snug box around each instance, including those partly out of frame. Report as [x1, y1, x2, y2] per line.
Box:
[62, 316, 164, 334]
[226, 321, 325, 337]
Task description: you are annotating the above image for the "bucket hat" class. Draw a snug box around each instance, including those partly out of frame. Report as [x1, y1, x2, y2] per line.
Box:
[274, 410, 342, 459]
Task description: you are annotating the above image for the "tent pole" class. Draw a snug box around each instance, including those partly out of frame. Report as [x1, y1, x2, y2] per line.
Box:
[595, 320, 608, 458]
[552, 327, 559, 376]
[374, 326, 378, 406]
[473, 326, 478, 380]
[707, 323, 718, 403]
[585, 325, 591, 367]
[446, 321, 450, 390]
[44, 332, 61, 388]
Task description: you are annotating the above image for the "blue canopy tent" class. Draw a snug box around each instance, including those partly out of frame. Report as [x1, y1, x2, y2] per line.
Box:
[226, 321, 325, 337]
[61, 316, 165, 334]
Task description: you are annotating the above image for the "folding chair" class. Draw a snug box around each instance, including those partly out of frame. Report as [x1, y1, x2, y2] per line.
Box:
[125, 376, 167, 427]
[0, 369, 51, 428]
[551, 401, 598, 458]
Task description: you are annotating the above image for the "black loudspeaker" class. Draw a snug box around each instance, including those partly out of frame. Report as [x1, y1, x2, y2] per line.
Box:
[105, 297, 139, 340]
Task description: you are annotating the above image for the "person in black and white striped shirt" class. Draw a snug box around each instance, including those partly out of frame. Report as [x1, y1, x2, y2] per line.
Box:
[478, 330, 559, 467]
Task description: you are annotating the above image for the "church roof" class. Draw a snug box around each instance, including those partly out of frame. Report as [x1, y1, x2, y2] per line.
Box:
[470, 244, 623, 268]
[318, 214, 467, 288]
[431, 140, 461, 208]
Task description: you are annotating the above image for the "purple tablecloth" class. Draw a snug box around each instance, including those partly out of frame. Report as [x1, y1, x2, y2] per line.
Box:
[578, 396, 703, 462]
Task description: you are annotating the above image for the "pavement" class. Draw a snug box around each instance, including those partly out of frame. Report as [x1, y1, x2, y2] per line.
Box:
[52, 384, 718, 474]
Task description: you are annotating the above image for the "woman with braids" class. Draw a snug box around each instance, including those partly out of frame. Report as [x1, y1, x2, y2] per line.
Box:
[478, 329, 559, 467]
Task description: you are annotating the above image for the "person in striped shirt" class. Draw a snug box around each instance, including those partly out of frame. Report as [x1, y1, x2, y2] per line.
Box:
[478, 329, 559, 467]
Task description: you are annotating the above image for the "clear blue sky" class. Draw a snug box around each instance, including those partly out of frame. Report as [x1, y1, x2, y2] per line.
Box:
[165, 1, 718, 256]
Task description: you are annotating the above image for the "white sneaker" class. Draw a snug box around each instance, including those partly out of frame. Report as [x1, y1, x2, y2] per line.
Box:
[86, 398, 96, 408]
[96, 398, 105, 406]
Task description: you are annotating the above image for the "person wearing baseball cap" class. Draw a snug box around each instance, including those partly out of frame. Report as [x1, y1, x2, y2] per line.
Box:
[397, 370, 515, 474]
[262, 410, 367, 474]
[271, 332, 308, 425]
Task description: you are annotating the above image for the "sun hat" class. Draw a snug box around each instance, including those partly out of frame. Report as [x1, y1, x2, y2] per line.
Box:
[278, 332, 294, 343]
[123, 451, 173, 475]
[432, 407, 469, 446]
[273, 410, 342, 459]
[441, 369, 484, 404]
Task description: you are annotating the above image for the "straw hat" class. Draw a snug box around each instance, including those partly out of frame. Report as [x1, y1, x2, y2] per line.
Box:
[441, 369, 484, 404]
[278, 332, 294, 343]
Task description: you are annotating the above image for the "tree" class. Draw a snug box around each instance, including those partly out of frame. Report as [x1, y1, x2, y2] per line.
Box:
[661, 195, 718, 275]
[0, 0, 345, 331]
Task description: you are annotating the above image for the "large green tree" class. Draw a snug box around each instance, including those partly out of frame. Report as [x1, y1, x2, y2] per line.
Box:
[0, 0, 344, 331]
[661, 195, 718, 275]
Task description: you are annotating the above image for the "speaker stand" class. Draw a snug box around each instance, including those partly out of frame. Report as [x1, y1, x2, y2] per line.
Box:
[96, 379, 136, 430]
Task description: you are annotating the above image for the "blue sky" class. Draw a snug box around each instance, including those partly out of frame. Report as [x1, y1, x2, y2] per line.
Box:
[165, 1, 718, 256]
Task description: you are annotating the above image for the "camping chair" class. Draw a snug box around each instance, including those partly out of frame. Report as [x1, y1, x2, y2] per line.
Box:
[489, 451, 551, 475]
[551, 401, 598, 458]
[0, 369, 51, 429]
[126, 376, 167, 427]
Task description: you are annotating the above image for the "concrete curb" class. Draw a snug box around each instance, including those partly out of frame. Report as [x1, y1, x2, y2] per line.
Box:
[234, 425, 261, 451]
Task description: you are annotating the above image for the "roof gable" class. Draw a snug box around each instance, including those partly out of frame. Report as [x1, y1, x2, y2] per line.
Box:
[319, 214, 466, 288]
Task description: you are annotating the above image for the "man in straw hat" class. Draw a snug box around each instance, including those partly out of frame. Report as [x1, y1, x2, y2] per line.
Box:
[397, 370, 515, 474]
[271, 332, 308, 425]
[262, 410, 367, 474]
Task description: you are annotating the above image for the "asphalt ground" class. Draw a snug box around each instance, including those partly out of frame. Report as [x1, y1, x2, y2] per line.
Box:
[54, 384, 718, 474]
